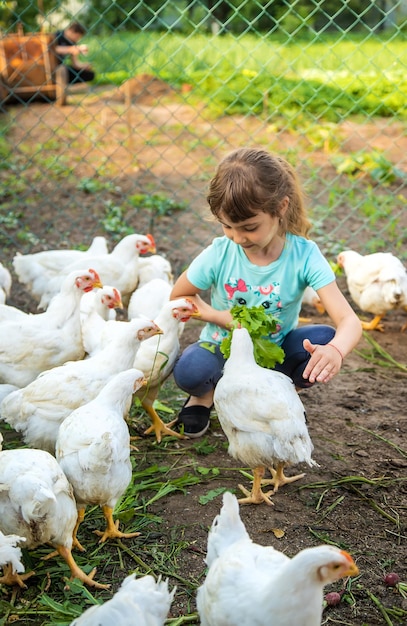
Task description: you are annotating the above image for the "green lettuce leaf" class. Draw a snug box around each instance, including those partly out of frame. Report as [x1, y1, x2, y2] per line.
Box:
[220, 304, 285, 368]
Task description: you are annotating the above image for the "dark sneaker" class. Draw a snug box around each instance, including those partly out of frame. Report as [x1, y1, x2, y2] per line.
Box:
[175, 403, 212, 438]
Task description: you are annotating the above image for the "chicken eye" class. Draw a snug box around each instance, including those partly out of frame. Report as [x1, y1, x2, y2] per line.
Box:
[236, 297, 247, 305]
[262, 301, 271, 309]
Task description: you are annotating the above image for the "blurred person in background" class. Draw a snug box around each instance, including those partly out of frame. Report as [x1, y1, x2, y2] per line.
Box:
[54, 21, 95, 84]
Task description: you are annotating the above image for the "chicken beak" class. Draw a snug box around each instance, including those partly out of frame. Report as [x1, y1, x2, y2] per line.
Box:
[134, 377, 147, 392]
[340, 550, 359, 577]
[314, 301, 325, 315]
[344, 561, 359, 577]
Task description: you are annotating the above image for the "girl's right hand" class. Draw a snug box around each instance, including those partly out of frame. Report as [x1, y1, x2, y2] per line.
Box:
[184, 295, 233, 328]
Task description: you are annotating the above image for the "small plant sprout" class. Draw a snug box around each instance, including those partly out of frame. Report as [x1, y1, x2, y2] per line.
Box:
[384, 573, 407, 598]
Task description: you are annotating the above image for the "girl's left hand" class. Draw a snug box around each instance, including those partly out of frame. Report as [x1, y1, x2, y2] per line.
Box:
[302, 338, 343, 384]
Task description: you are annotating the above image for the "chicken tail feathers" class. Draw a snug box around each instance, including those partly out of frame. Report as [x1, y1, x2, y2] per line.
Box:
[206, 491, 250, 567]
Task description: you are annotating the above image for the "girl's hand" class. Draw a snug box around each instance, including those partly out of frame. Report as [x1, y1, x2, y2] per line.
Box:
[182, 295, 233, 328]
[302, 338, 343, 384]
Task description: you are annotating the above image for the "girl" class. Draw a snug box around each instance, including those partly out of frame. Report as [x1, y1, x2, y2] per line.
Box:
[171, 148, 362, 437]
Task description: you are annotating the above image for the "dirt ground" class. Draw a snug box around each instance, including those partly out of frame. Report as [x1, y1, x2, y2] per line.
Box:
[0, 83, 406, 624]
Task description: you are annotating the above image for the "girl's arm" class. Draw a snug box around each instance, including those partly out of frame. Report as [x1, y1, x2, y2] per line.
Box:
[302, 281, 362, 384]
[170, 271, 233, 329]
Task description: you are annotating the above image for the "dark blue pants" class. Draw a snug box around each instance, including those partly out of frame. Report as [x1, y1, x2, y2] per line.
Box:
[173, 324, 335, 394]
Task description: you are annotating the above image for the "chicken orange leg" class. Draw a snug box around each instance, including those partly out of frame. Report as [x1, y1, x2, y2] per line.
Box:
[262, 462, 305, 493]
[43, 507, 86, 561]
[72, 507, 86, 552]
[93, 505, 141, 543]
[142, 396, 187, 443]
[361, 314, 384, 332]
[238, 466, 274, 506]
[56, 544, 109, 589]
[0, 563, 35, 588]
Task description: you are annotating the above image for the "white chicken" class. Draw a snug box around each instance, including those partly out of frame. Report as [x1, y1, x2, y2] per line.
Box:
[0, 440, 108, 589]
[12, 236, 108, 306]
[56, 369, 146, 545]
[337, 249, 407, 332]
[38, 233, 156, 309]
[69, 573, 176, 626]
[80, 285, 123, 356]
[213, 327, 317, 505]
[0, 268, 103, 388]
[0, 317, 162, 454]
[197, 491, 359, 626]
[137, 253, 174, 287]
[133, 298, 199, 442]
[0, 384, 19, 410]
[128, 277, 172, 322]
[0, 261, 12, 304]
[0, 303, 30, 323]
[0, 529, 29, 588]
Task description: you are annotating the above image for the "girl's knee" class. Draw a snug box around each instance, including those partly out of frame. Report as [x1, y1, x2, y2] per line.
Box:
[172, 341, 224, 395]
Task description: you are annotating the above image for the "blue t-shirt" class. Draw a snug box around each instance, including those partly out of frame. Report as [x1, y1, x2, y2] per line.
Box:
[187, 233, 335, 345]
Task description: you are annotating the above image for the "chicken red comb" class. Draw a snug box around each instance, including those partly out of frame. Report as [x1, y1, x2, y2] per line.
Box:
[112, 287, 122, 303]
[340, 550, 355, 564]
[88, 268, 102, 283]
[185, 297, 200, 314]
[146, 233, 155, 246]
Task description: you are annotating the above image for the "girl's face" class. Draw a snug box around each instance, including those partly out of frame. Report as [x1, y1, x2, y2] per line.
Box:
[218, 210, 281, 253]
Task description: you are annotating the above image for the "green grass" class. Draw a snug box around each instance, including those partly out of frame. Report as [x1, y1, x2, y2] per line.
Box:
[88, 32, 407, 120]
[0, 398, 216, 625]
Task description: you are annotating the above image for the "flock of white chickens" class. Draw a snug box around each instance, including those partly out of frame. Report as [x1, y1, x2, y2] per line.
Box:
[0, 237, 406, 625]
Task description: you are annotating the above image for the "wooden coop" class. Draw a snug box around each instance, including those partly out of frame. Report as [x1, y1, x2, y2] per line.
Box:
[0, 26, 67, 105]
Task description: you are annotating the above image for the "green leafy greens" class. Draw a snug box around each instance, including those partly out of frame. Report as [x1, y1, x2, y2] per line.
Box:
[220, 304, 285, 368]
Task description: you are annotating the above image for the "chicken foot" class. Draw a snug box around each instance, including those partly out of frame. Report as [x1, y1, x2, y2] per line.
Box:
[361, 314, 384, 332]
[238, 466, 274, 506]
[56, 544, 110, 589]
[93, 505, 141, 543]
[142, 401, 187, 443]
[262, 462, 305, 494]
[0, 563, 35, 588]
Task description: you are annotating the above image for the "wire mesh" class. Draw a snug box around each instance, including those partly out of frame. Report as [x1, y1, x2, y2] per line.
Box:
[1, 0, 407, 282]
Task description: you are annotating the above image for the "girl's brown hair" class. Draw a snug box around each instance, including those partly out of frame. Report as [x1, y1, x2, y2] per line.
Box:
[207, 148, 311, 237]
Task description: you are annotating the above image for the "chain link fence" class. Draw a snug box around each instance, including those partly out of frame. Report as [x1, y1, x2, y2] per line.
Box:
[1, 0, 407, 290]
